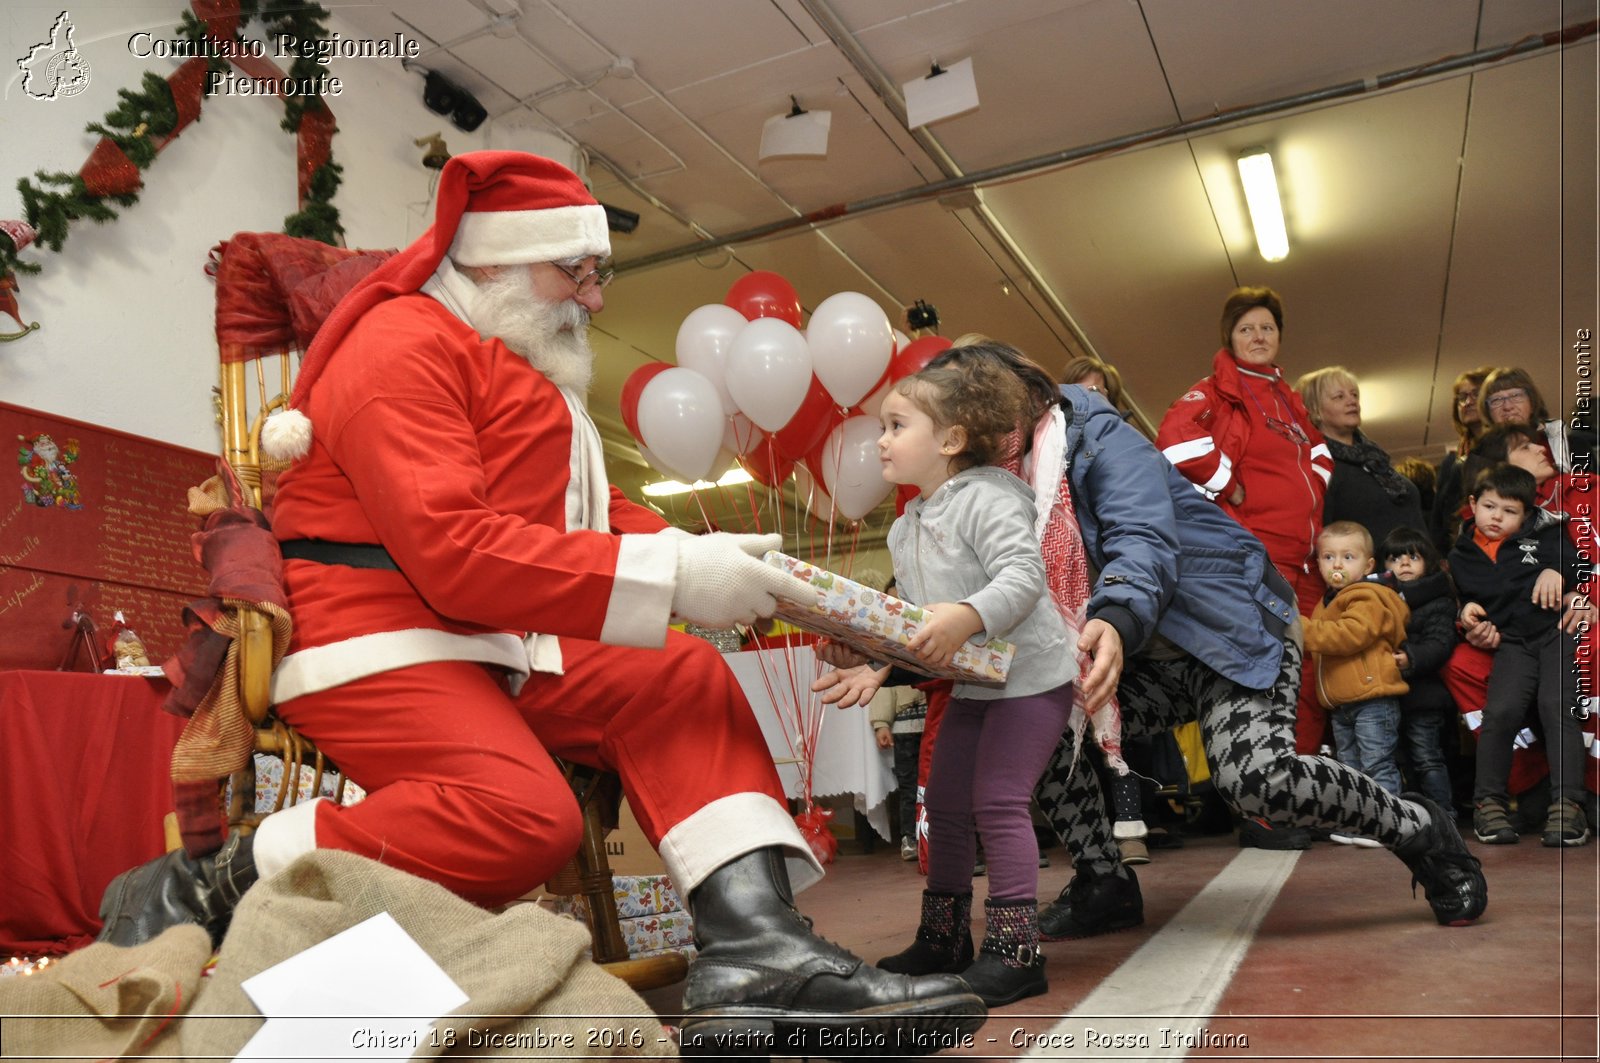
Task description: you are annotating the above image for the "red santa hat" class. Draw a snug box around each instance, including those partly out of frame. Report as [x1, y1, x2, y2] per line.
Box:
[262, 151, 609, 461]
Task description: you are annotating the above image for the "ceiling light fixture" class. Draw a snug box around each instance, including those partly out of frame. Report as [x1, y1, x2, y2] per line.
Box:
[640, 467, 755, 498]
[759, 96, 832, 161]
[1237, 147, 1289, 262]
[903, 57, 979, 129]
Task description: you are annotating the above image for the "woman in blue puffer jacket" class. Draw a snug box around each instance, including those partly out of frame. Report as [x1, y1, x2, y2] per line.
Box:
[922, 343, 1487, 936]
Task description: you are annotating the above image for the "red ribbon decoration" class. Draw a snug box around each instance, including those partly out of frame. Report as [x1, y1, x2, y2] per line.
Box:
[74, 5, 338, 206]
[190, 0, 338, 208]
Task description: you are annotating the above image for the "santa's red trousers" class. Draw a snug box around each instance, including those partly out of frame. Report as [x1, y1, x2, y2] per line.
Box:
[276, 631, 786, 906]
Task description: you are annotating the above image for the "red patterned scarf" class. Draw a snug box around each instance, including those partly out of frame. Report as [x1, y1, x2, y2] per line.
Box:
[1006, 411, 1127, 773]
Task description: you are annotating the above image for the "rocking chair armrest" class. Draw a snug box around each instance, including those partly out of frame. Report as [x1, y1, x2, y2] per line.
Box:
[238, 605, 275, 726]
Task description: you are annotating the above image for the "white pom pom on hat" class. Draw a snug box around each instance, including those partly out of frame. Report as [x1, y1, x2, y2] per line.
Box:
[263, 151, 611, 463]
[261, 408, 313, 461]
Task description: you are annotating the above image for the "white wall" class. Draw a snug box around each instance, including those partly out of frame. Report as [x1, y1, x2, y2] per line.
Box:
[0, 1, 486, 451]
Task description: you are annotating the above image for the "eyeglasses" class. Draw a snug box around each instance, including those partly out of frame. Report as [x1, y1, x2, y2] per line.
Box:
[1486, 389, 1529, 410]
[551, 260, 615, 295]
[1455, 390, 1479, 406]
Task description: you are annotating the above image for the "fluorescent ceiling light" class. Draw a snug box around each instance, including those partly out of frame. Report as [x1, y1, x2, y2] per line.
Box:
[641, 467, 755, 497]
[1237, 148, 1288, 262]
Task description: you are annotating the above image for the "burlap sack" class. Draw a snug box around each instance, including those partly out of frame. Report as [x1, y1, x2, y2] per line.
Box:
[0, 850, 675, 1059]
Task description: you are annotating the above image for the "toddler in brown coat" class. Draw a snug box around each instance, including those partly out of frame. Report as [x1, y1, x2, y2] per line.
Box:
[1303, 521, 1411, 816]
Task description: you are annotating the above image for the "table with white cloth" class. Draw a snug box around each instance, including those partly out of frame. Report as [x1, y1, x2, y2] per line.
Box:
[721, 645, 897, 841]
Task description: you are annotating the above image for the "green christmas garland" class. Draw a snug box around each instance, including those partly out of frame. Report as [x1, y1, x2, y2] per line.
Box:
[2, 1, 343, 279]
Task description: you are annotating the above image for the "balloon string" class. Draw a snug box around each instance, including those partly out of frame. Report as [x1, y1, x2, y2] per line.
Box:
[690, 488, 715, 533]
[749, 636, 807, 802]
[743, 478, 764, 535]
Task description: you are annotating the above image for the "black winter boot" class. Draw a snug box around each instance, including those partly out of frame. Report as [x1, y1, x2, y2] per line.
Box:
[679, 848, 986, 1056]
[878, 890, 974, 975]
[958, 898, 1047, 1008]
[1394, 793, 1488, 926]
[97, 833, 257, 949]
[1038, 863, 1143, 941]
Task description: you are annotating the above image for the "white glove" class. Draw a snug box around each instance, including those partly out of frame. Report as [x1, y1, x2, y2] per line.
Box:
[671, 533, 817, 627]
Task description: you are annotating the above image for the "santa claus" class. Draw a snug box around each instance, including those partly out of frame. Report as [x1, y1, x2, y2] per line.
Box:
[95, 151, 985, 1052]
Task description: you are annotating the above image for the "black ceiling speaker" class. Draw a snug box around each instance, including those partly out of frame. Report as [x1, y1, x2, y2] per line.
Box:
[906, 300, 940, 331]
[603, 203, 641, 234]
[423, 70, 486, 133]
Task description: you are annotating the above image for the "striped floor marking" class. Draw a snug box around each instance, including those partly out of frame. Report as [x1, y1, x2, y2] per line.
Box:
[1022, 849, 1301, 1059]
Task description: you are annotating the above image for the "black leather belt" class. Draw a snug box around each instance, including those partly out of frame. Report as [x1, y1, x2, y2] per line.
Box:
[279, 539, 400, 571]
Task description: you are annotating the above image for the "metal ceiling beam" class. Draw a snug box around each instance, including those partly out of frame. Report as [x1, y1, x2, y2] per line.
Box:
[617, 17, 1597, 278]
[794, 0, 1100, 371]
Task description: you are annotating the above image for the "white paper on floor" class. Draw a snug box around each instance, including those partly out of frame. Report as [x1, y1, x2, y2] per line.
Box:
[234, 911, 468, 1061]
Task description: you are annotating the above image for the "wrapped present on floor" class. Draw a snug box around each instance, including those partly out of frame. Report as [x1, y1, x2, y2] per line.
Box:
[550, 875, 696, 960]
[611, 872, 687, 920]
[762, 551, 1014, 684]
[245, 753, 366, 815]
[549, 873, 686, 920]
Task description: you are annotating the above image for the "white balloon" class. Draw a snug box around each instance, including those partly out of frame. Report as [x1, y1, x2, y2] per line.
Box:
[675, 304, 748, 415]
[724, 412, 764, 456]
[858, 376, 893, 420]
[806, 292, 894, 408]
[793, 464, 837, 525]
[818, 415, 892, 520]
[635, 441, 673, 480]
[725, 318, 813, 432]
[636, 367, 725, 483]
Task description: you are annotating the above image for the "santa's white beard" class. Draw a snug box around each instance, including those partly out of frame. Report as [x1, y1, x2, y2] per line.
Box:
[471, 268, 595, 393]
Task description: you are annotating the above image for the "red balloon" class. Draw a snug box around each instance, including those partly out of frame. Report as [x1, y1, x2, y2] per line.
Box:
[737, 439, 796, 489]
[620, 363, 671, 441]
[895, 482, 919, 516]
[773, 376, 843, 461]
[725, 271, 802, 327]
[887, 335, 953, 384]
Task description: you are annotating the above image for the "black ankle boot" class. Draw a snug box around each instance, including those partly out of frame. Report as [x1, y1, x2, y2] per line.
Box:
[1038, 862, 1143, 941]
[878, 890, 974, 975]
[958, 898, 1047, 1008]
[97, 833, 257, 950]
[680, 848, 986, 1056]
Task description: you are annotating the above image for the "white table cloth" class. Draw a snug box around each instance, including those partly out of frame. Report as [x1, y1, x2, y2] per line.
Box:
[722, 645, 897, 841]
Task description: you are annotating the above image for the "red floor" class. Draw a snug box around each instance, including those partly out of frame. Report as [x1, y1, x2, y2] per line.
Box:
[646, 828, 1599, 1061]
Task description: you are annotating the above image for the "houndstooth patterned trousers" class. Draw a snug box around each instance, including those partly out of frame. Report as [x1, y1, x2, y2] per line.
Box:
[1034, 624, 1427, 876]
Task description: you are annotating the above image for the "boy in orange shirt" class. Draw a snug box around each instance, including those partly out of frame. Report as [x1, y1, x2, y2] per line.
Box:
[1449, 464, 1590, 847]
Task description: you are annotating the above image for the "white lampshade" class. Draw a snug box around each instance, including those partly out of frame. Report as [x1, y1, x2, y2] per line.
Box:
[904, 57, 979, 129]
[759, 109, 832, 161]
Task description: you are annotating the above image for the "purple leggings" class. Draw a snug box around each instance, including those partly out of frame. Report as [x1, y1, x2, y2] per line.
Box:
[924, 683, 1075, 902]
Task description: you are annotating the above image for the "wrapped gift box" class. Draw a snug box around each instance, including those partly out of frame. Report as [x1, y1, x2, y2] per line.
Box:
[762, 551, 1014, 684]
[550, 874, 695, 959]
[611, 873, 687, 920]
[247, 753, 366, 815]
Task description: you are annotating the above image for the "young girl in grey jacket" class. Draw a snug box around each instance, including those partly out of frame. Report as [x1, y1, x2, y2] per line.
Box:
[814, 358, 1076, 1008]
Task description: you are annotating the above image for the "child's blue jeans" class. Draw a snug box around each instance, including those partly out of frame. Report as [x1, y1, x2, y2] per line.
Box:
[1329, 697, 1402, 796]
[1399, 704, 1454, 808]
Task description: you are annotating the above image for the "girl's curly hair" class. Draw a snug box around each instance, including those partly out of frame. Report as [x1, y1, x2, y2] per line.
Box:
[892, 356, 1026, 471]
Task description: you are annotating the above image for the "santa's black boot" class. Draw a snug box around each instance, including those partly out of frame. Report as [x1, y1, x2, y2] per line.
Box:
[97, 833, 257, 949]
[877, 890, 974, 975]
[678, 848, 987, 1057]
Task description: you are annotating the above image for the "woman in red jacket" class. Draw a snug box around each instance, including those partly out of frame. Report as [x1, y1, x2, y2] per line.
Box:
[1158, 286, 1332, 755]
